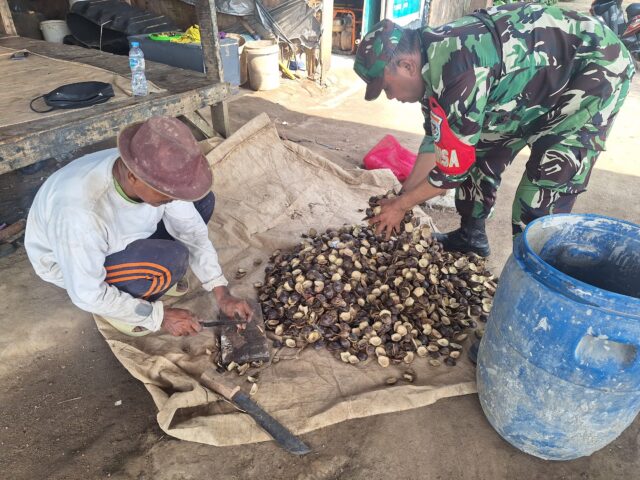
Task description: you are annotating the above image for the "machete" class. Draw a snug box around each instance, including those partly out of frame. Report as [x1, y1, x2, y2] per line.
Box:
[200, 368, 311, 455]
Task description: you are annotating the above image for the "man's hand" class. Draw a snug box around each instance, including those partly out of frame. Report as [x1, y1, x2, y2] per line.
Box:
[161, 307, 202, 336]
[368, 196, 408, 240]
[214, 287, 254, 331]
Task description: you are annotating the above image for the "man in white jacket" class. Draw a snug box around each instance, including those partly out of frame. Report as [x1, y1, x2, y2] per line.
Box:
[25, 116, 252, 336]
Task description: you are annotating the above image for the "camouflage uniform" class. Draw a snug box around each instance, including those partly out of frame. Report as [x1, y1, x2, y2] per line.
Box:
[355, 3, 635, 234]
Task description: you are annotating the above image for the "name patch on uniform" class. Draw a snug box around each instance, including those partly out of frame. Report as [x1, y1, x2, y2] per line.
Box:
[429, 96, 475, 176]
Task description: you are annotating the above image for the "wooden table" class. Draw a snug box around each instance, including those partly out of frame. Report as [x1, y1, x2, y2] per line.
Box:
[0, 35, 232, 175]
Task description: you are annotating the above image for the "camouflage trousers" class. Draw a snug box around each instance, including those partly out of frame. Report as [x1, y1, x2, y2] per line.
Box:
[455, 66, 634, 235]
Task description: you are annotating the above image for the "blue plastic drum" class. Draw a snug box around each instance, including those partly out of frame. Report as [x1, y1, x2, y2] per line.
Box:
[477, 214, 640, 460]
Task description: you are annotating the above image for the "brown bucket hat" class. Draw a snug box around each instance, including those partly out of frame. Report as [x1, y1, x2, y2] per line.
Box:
[118, 116, 212, 201]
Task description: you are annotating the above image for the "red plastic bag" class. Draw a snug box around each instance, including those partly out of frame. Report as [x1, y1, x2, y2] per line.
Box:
[363, 135, 417, 182]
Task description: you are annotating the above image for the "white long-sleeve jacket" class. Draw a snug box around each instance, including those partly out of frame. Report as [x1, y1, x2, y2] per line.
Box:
[24, 148, 228, 331]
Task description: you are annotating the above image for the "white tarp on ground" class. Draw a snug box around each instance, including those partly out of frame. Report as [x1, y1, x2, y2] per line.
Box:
[95, 113, 477, 446]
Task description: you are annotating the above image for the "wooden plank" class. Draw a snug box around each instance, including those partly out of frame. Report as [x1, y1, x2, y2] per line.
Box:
[195, 0, 231, 138]
[384, 0, 394, 21]
[426, 0, 462, 26]
[0, 219, 26, 242]
[469, 0, 492, 10]
[0, 34, 232, 172]
[0, 79, 219, 138]
[0, 35, 213, 91]
[427, 0, 492, 27]
[211, 102, 230, 138]
[181, 111, 216, 138]
[320, 0, 334, 84]
[0, 0, 17, 36]
[0, 84, 229, 174]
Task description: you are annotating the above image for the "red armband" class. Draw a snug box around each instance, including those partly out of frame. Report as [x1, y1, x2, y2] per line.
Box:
[429, 97, 475, 175]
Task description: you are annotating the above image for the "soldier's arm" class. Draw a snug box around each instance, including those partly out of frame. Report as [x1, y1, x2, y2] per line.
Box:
[425, 65, 494, 189]
[400, 152, 437, 194]
[402, 80, 486, 198]
[398, 96, 439, 195]
[396, 172, 445, 211]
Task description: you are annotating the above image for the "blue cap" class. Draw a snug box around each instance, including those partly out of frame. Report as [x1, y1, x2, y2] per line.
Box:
[131, 41, 140, 47]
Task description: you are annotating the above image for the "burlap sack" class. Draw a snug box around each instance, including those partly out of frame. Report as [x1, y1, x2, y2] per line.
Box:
[96, 113, 477, 446]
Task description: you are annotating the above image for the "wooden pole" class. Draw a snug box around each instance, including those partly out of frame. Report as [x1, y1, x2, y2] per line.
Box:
[320, 0, 334, 85]
[195, 0, 231, 138]
[384, 0, 394, 21]
[0, 0, 17, 36]
[427, 0, 492, 26]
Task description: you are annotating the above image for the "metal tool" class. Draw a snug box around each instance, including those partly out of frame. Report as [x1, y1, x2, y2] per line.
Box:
[219, 302, 271, 365]
[200, 369, 311, 455]
[201, 319, 247, 328]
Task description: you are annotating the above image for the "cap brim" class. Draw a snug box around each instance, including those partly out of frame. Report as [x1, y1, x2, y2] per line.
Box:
[364, 76, 384, 101]
[117, 122, 213, 202]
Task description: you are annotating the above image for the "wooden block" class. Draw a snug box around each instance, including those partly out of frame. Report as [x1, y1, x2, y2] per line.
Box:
[0, 219, 25, 242]
[470, 0, 493, 11]
[427, 0, 492, 26]
[320, 0, 334, 83]
[219, 301, 270, 366]
[0, 0, 17, 36]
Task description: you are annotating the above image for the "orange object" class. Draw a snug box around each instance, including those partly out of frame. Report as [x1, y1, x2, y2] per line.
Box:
[333, 8, 357, 53]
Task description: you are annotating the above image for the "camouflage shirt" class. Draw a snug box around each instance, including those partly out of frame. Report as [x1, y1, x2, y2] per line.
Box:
[420, 3, 634, 189]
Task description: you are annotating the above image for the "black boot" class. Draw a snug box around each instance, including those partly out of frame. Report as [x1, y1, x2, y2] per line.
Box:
[433, 217, 491, 257]
[467, 339, 480, 365]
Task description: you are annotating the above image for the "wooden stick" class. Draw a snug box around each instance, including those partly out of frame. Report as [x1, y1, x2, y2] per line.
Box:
[0, 0, 17, 36]
[181, 111, 216, 138]
[195, 0, 231, 138]
[0, 219, 25, 242]
[201, 368, 241, 400]
[320, 0, 334, 84]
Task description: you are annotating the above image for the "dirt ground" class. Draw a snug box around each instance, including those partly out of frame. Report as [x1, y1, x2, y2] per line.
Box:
[2, 3, 640, 479]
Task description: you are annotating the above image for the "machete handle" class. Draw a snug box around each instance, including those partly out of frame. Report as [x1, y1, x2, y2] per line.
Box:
[200, 368, 312, 455]
[200, 368, 241, 400]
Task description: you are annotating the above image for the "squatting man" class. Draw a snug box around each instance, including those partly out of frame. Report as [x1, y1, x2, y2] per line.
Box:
[25, 116, 252, 337]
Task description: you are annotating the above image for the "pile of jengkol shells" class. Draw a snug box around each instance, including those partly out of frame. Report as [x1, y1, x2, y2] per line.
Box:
[256, 193, 496, 368]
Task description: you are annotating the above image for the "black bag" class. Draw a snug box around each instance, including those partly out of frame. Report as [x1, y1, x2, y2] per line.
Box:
[30, 81, 115, 113]
[67, 0, 178, 54]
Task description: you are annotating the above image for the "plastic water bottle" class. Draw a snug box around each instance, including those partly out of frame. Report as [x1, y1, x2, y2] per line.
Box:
[129, 41, 148, 97]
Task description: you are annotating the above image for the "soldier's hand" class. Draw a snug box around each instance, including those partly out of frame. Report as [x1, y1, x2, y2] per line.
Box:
[162, 307, 202, 336]
[369, 197, 405, 240]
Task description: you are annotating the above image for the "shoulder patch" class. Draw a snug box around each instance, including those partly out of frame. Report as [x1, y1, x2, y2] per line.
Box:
[429, 97, 475, 176]
[430, 112, 443, 142]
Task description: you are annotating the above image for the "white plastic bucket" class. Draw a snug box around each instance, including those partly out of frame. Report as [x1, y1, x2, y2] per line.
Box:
[40, 20, 71, 44]
[245, 40, 280, 91]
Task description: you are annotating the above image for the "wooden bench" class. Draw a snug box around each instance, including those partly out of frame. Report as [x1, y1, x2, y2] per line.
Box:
[0, 0, 231, 175]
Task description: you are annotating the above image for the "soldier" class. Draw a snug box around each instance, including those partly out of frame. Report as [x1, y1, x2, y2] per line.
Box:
[355, 3, 634, 256]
